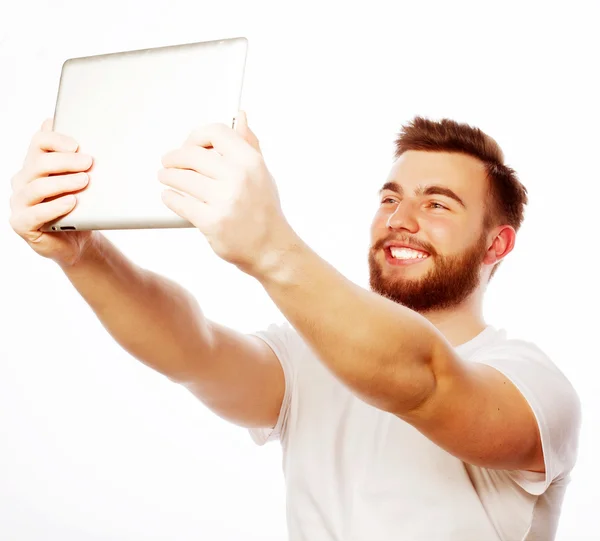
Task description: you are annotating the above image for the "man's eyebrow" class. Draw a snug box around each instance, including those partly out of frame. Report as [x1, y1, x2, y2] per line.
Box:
[378, 181, 402, 195]
[378, 181, 466, 209]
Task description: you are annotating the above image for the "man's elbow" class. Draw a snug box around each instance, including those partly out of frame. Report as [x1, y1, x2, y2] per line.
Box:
[355, 363, 437, 416]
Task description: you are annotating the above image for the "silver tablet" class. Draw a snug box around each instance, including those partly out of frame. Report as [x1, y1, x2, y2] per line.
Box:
[43, 36, 248, 231]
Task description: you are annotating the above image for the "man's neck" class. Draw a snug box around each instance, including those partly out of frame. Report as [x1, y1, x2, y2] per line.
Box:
[420, 293, 487, 347]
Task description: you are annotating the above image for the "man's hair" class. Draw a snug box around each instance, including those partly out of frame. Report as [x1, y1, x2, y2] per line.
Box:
[394, 116, 528, 279]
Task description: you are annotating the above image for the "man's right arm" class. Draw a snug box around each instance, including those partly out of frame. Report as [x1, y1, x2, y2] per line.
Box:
[9, 120, 284, 430]
[61, 232, 285, 428]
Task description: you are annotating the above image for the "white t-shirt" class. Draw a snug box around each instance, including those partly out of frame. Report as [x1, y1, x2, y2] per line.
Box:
[249, 323, 581, 541]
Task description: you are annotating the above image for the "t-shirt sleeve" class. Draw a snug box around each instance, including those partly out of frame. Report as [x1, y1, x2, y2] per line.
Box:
[474, 340, 582, 495]
[247, 321, 298, 446]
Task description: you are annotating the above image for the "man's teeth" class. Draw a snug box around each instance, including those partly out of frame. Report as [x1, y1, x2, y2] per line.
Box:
[390, 247, 428, 260]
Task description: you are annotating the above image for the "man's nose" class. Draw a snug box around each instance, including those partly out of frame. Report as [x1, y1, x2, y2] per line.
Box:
[387, 200, 419, 233]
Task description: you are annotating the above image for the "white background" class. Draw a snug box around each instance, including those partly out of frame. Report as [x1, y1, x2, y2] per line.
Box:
[1, 1, 598, 539]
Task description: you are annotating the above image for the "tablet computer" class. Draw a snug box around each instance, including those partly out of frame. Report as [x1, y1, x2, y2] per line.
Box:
[42, 36, 248, 231]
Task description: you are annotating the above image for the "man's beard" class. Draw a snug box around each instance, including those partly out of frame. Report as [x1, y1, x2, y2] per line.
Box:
[368, 230, 488, 313]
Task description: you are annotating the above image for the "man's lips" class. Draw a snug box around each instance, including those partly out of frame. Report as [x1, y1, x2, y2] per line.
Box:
[384, 249, 430, 266]
[381, 242, 432, 266]
[383, 241, 431, 255]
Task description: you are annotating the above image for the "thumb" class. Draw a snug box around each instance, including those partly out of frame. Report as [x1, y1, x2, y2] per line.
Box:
[235, 111, 262, 153]
[41, 118, 54, 132]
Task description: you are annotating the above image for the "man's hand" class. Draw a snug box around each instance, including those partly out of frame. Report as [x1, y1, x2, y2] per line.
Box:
[9, 118, 98, 268]
[158, 111, 294, 276]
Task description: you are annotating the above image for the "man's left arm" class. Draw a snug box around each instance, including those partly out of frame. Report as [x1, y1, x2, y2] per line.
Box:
[157, 117, 545, 474]
[254, 231, 545, 474]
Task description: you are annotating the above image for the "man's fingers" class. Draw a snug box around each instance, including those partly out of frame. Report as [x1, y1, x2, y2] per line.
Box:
[161, 189, 213, 230]
[161, 145, 231, 180]
[13, 152, 92, 191]
[41, 118, 53, 132]
[235, 111, 262, 153]
[31, 152, 92, 179]
[157, 168, 215, 202]
[30, 130, 79, 153]
[10, 195, 78, 234]
[186, 122, 256, 162]
[18, 173, 89, 207]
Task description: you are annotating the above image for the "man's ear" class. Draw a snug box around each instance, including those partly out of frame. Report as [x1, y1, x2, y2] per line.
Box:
[483, 225, 516, 266]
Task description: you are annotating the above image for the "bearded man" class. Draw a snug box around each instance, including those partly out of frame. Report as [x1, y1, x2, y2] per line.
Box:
[9, 113, 580, 540]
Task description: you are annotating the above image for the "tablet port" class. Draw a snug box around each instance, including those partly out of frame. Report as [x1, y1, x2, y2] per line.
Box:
[60, 226, 77, 230]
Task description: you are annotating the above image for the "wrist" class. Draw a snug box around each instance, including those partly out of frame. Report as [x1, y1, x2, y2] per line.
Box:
[57, 231, 107, 273]
[247, 221, 304, 285]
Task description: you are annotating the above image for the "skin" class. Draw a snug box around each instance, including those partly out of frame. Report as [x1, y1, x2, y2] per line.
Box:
[159, 115, 544, 473]
[369, 151, 510, 340]
[9, 118, 285, 429]
[9, 113, 543, 475]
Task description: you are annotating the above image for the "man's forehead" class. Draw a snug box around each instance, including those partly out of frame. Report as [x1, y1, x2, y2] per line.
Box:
[384, 151, 487, 193]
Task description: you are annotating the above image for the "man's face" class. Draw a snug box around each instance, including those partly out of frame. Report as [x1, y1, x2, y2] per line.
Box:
[369, 151, 491, 313]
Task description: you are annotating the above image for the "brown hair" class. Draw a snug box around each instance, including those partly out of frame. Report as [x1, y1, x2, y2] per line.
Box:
[394, 116, 528, 279]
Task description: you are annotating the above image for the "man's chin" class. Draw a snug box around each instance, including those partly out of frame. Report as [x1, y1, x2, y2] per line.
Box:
[379, 265, 429, 287]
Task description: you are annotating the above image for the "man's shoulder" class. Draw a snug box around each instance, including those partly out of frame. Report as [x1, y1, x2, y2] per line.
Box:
[252, 320, 299, 343]
[470, 326, 581, 422]
[468, 326, 560, 371]
[250, 320, 309, 364]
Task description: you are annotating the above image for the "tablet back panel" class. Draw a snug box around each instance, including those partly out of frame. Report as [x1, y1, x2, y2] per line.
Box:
[43, 37, 247, 231]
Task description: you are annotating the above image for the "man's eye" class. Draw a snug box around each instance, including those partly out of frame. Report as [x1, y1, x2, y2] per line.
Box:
[429, 202, 448, 210]
[381, 197, 397, 204]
